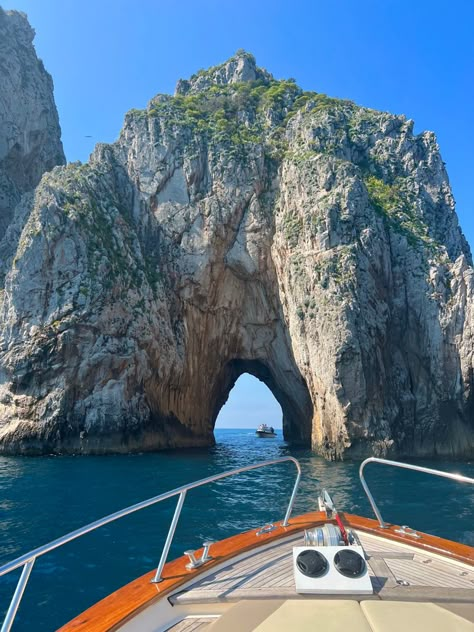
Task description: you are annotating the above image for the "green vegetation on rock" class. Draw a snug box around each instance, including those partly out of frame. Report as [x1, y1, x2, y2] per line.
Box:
[364, 175, 439, 251]
[282, 212, 303, 247]
[127, 74, 356, 163]
[144, 79, 299, 149]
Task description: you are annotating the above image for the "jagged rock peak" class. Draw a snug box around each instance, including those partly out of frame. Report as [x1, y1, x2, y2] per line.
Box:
[0, 7, 33, 42]
[175, 50, 273, 95]
[0, 7, 65, 239]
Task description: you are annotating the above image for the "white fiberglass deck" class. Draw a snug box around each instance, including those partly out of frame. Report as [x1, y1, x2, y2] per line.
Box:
[166, 601, 474, 632]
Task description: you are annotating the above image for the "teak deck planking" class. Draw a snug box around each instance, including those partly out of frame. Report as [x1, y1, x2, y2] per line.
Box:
[172, 529, 474, 604]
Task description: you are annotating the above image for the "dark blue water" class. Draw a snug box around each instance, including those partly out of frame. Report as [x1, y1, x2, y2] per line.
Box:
[0, 428, 473, 631]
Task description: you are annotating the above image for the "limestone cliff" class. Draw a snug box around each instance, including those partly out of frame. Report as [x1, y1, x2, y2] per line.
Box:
[0, 50, 473, 458]
[0, 8, 65, 239]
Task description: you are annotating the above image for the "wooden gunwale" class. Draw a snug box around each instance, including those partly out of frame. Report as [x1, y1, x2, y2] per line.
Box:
[58, 511, 473, 632]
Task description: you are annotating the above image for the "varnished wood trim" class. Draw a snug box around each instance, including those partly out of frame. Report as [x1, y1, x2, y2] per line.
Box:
[58, 511, 473, 632]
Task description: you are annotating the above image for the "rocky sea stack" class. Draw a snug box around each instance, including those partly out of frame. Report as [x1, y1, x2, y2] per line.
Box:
[0, 8, 65, 238]
[0, 37, 473, 458]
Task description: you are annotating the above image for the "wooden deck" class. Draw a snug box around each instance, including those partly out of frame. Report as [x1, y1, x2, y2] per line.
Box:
[171, 530, 474, 605]
[167, 617, 216, 631]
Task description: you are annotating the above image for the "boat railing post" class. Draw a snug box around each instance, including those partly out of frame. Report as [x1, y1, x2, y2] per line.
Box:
[282, 459, 302, 527]
[1, 558, 35, 632]
[359, 457, 474, 530]
[359, 458, 387, 528]
[151, 490, 187, 583]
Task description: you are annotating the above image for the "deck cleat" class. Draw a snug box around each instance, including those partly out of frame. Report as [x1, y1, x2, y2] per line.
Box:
[394, 525, 421, 538]
[201, 540, 215, 564]
[256, 523, 276, 536]
[184, 550, 200, 570]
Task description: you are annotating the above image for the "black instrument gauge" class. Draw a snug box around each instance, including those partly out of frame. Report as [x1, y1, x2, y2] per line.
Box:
[296, 550, 329, 578]
[334, 549, 366, 578]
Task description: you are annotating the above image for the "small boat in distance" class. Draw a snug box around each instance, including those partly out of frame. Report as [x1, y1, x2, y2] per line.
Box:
[256, 423, 276, 437]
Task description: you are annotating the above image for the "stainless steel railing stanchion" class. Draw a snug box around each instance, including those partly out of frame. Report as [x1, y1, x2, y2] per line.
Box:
[1, 559, 35, 632]
[359, 457, 474, 529]
[152, 491, 187, 583]
[282, 462, 301, 527]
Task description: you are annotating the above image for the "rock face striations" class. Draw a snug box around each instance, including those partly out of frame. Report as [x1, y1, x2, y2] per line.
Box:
[0, 8, 65, 239]
[0, 49, 473, 458]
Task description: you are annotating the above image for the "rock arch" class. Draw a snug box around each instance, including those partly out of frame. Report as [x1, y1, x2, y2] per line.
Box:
[210, 360, 312, 443]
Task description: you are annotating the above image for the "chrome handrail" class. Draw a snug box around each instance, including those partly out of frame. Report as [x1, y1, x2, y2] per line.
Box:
[359, 457, 474, 529]
[0, 456, 301, 632]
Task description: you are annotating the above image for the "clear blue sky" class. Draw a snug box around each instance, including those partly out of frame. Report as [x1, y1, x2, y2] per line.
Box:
[4, 0, 473, 428]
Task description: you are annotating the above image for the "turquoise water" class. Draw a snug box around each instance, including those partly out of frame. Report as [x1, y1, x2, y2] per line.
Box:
[0, 428, 473, 631]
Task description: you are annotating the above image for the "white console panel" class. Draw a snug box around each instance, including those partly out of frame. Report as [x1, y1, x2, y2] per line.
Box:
[293, 545, 373, 595]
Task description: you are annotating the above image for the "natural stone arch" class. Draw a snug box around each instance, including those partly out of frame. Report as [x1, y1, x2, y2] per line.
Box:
[209, 359, 313, 444]
[0, 50, 473, 458]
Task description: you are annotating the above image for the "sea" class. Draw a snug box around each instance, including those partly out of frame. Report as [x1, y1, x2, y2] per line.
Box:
[0, 428, 473, 631]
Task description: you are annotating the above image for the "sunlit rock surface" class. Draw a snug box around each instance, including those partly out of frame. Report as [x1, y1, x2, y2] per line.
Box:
[0, 48, 472, 458]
